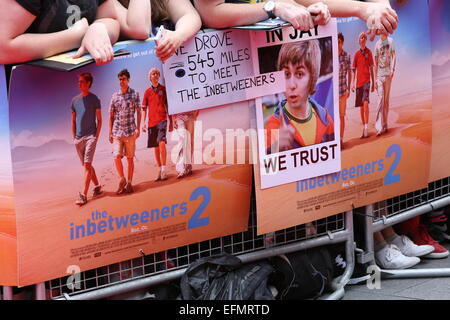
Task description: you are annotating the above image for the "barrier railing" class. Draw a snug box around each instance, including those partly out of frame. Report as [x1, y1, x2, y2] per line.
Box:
[38, 191, 355, 300]
[359, 177, 450, 279]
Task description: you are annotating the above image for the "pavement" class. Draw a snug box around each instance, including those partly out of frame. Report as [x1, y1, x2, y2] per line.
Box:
[343, 242, 450, 300]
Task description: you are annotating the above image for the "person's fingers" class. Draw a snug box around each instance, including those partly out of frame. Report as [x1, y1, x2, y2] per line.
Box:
[384, 12, 398, 32]
[72, 45, 86, 59]
[381, 17, 394, 35]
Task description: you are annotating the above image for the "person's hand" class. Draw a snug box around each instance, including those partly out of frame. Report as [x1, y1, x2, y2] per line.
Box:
[345, 89, 350, 99]
[390, 70, 395, 79]
[274, 2, 314, 31]
[155, 29, 183, 63]
[374, 81, 378, 92]
[142, 124, 147, 133]
[73, 22, 114, 65]
[371, 83, 375, 93]
[277, 109, 296, 153]
[136, 129, 140, 139]
[307, 2, 330, 26]
[351, 84, 356, 93]
[109, 133, 113, 144]
[362, 3, 398, 41]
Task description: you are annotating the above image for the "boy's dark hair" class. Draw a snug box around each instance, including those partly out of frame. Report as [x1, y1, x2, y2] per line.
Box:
[78, 73, 93, 88]
[338, 32, 344, 42]
[118, 69, 131, 79]
[277, 40, 321, 95]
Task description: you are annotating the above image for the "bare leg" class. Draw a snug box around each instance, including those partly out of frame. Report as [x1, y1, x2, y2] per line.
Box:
[82, 162, 93, 196]
[114, 156, 125, 179]
[126, 157, 134, 182]
[154, 147, 161, 167]
[159, 141, 167, 166]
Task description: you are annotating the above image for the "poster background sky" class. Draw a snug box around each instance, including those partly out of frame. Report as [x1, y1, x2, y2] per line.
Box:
[429, 0, 450, 68]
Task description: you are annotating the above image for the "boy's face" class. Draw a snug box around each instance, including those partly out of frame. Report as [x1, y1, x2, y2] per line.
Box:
[119, 75, 129, 90]
[78, 77, 90, 93]
[282, 62, 311, 110]
[359, 34, 367, 48]
[338, 38, 344, 54]
[150, 70, 160, 86]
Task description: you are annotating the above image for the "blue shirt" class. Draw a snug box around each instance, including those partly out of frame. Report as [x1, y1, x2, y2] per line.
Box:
[71, 93, 101, 139]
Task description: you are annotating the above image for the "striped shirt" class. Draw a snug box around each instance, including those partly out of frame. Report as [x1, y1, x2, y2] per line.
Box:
[109, 87, 141, 138]
[339, 50, 351, 97]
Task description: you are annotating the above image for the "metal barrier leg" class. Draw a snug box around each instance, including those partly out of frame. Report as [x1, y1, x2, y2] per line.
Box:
[323, 210, 355, 300]
[35, 283, 46, 300]
[2, 286, 13, 300]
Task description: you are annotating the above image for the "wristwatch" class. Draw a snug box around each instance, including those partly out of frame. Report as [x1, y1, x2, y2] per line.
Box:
[263, 1, 276, 19]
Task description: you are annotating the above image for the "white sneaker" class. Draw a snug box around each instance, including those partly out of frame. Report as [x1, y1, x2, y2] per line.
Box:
[375, 244, 420, 269]
[389, 235, 434, 257]
[160, 170, 167, 181]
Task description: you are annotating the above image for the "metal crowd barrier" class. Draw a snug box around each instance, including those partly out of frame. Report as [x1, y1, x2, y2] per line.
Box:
[359, 177, 450, 279]
[34, 191, 355, 300]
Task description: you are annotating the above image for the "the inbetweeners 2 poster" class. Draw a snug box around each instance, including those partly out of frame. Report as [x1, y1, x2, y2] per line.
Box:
[5, 41, 252, 286]
[254, 0, 432, 235]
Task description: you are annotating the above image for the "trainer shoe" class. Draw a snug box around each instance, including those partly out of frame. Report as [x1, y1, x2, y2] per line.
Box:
[75, 192, 88, 206]
[116, 177, 127, 194]
[388, 235, 434, 257]
[160, 170, 168, 181]
[154, 170, 161, 182]
[425, 210, 448, 242]
[411, 224, 450, 259]
[125, 182, 134, 194]
[375, 244, 420, 269]
[93, 185, 103, 197]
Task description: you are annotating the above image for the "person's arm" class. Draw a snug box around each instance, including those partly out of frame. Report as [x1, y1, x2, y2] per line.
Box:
[0, 0, 90, 64]
[346, 59, 353, 98]
[390, 42, 396, 79]
[107, 0, 150, 40]
[96, 109, 102, 139]
[294, 0, 397, 38]
[72, 111, 77, 140]
[73, 3, 121, 66]
[109, 101, 115, 143]
[351, 55, 357, 92]
[370, 65, 375, 92]
[194, 0, 315, 31]
[155, 0, 201, 62]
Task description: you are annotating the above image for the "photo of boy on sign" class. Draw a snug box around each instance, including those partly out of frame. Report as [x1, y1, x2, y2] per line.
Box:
[264, 39, 335, 155]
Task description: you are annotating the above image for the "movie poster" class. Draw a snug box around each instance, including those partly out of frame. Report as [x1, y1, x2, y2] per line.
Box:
[429, 0, 450, 182]
[6, 41, 252, 286]
[251, 21, 340, 188]
[0, 65, 18, 286]
[163, 29, 284, 114]
[254, 1, 432, 234]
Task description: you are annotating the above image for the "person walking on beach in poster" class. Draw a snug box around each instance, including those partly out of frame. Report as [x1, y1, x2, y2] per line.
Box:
[109, 69, 141, 194]
[265, 40, 334, 154]
[142, 68, 172, 181]
[71, 73, 103, 206]
[351, 32, 374, 139]
[374, 31, 396, 136]
[173, 110, 199, 178]
[338, 32, 352, 147]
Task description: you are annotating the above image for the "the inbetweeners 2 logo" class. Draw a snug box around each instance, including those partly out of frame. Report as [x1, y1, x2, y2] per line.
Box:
[69, 186, 211, 241]
[296, 144, 402, 192]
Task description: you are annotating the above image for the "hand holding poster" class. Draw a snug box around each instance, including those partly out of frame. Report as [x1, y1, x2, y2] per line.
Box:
[251, 21, 341, 189]
[163, 29, 284, 114]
